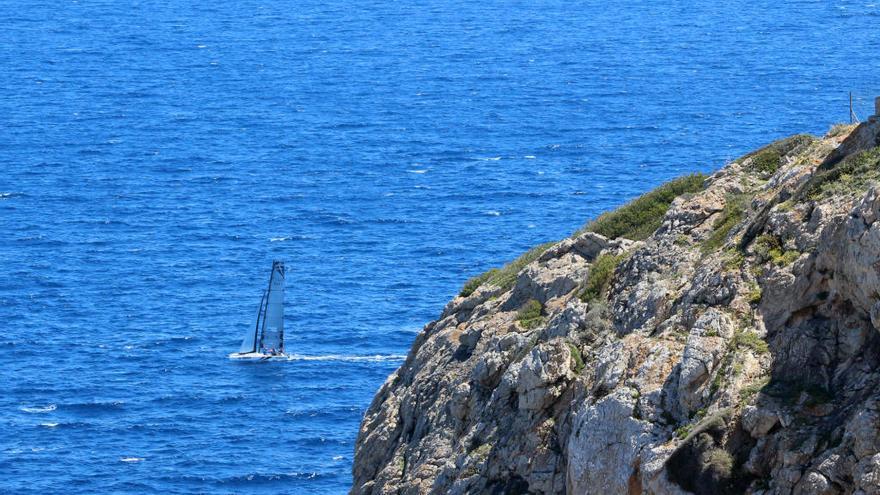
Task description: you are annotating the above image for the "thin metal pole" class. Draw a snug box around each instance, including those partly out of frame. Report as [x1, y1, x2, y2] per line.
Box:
[253, 290, 266, 353]
[258, 290, 269, 351]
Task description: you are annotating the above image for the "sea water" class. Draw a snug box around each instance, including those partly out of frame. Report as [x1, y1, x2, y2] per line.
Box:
[1, 0, 879, 493]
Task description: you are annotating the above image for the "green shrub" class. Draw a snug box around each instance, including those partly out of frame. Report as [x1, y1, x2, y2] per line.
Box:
[459, 269, 498, 297]
[579, 253, 626, 302]
[827, 123, 857, 138]
[733, 329, 769, 354]
[516, 299, 544, 330]
[802, 147, 880, 201]
[458, 242, 556, 296]
[471, 442, 492, 458]
[576, 174, 706, 241]
[675, 424, 693, 440]
[701, 194, 750, 255]
[721, 248, 745, 271]
[753, 234, 799, 267]
[747, 282, 762, 304]
[753, 234, 779, 261]
[748, 148, 782, 175]
[702, 448, 734, 479]
[488, 242, 555, 290]
[739, 134, 815, 176]
[773, 250, 800, 267]
[739, 376, 770, 406]
[568, 343, 585, 374]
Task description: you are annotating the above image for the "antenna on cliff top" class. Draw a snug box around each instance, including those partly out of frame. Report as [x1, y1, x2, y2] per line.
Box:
[850, 92, 860, 124]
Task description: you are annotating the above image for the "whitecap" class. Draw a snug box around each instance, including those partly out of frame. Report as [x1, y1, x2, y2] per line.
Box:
[39, 422, 58, 428]
[407, 169, 427, 174]
[120, 457, 144, 463]
[20, 404, 56, 413]
[332, 455, 344, 461]
[285, 354, 406, 363]
[478, 156, 501, 161]
[196, 44, 207, 49]
[269, 237, 289, 242]
[524, 155, 536, 159]
[485, 210, 501, 216]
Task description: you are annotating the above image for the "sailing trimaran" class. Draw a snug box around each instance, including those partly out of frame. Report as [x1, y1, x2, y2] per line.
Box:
[229, 260, 286, 359]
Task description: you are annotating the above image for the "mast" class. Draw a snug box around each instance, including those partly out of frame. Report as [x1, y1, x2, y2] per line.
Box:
[253, 290, 267, 353]
[259, 286, 269, 351]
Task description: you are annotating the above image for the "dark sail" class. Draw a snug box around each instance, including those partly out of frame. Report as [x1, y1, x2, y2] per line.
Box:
[258, 261, 285, 353]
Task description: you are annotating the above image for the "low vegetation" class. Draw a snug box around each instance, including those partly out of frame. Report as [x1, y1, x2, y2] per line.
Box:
[516, 299, 544, 329]
[462, 173, 710, 298]
[802, 147, 880, 201]
[579, 252, 627, 302]
[576, 174, 706, 241]
[567, 342, 585, 374]
[753, 234, 799, 267]
[675, 424, 692, 440]
[458, 242, 556, 297]
[721, 247, 745, 271]
[739, 134, 815, 176]
[459, 269, 497, 297]
[739, 376, 771, 406]
[732, 329, 769, 354]
[746, 282, 762, 304]
[827, 123, 857, 138]
[701, 194, 751, 255]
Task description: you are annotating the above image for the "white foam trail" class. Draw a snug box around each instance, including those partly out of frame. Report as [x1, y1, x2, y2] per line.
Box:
[40, 422, 58, 428]
[478, 156, 501, 161]
[120, 457, 144, 463]
[269, 237, 289, 242]
[20, 404, 56, 413]
[407, 169, 427, 174]
[485, 210, 501, 216]
[524, 155, 536, 159]
[285, 354, 406, 363]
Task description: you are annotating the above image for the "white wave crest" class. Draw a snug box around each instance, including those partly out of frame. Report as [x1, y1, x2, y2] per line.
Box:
[120, 457, 144, 463]
[20, 404, 56, 413]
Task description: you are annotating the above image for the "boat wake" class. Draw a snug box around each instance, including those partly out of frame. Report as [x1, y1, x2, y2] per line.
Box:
[285, 353, 406, 363]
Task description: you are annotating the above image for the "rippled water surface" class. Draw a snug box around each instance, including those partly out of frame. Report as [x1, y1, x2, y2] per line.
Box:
[2, 0, 879, 492]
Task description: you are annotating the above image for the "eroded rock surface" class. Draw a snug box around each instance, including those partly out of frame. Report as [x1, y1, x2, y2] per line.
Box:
[352, 122, 880, 494]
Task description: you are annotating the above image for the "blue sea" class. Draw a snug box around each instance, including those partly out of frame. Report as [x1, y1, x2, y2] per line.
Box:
[1, 0, 878, 493]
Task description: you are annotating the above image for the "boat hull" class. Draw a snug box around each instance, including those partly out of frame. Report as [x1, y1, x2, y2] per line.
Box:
[228, 352, 287, 360]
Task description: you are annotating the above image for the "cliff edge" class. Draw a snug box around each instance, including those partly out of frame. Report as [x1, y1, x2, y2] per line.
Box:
[352, 117, 880, 495]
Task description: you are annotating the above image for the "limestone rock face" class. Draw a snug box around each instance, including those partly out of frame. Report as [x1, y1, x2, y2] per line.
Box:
[352, 122, 880, 494]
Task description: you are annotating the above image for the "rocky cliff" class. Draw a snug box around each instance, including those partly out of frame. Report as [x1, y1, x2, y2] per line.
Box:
[352, 117, 880, 495]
